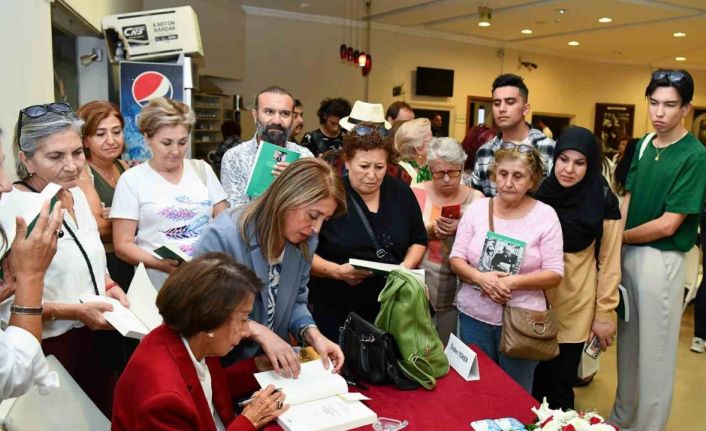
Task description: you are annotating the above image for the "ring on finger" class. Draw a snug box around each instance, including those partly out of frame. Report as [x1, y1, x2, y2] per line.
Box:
[276, 400, 283, 410]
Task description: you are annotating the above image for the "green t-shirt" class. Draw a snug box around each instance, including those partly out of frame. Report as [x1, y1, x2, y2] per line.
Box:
[625, 132, 706, 252]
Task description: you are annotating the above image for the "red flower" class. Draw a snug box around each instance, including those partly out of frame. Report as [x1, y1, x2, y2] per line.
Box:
[540, 416, 554, 427]
[561, 425, 576, 431]
[590, 417, 602, 424]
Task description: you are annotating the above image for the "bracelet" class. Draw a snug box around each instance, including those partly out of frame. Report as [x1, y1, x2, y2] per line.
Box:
[105, 282, 119, 292]
[10, 303, 43, 315]
[50, 304, 57, 321]
[623, 230, 631, 244]
[299, 323, 318, 345]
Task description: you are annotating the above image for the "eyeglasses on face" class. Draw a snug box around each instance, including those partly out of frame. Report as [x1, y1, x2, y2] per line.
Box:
[430, 169, 462, 179]
[17, 102, 72, 145]
[353, 125, 390, 137]
[499, 141, 534, 154]
[652, 70, 686, 83]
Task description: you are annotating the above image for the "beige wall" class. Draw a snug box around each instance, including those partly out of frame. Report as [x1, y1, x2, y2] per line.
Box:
[214, 13, 706, 142]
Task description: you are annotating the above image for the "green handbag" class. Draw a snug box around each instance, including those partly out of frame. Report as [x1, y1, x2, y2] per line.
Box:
[375, 270, 449, 390]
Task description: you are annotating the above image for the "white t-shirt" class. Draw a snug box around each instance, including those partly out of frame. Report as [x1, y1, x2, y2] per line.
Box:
[110, 160, 227, 288]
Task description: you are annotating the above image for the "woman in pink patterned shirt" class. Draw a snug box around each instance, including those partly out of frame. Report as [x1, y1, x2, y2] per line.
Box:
[450, 143, 564, 392]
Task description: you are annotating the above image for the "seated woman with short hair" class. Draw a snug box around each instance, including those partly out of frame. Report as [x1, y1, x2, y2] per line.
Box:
[112, 253, 286, 431]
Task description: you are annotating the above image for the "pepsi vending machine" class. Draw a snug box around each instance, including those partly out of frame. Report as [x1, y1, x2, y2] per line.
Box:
[119, 55, 193, 160]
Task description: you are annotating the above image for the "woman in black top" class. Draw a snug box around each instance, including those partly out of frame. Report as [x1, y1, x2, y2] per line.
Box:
[309, 123, 428, 340]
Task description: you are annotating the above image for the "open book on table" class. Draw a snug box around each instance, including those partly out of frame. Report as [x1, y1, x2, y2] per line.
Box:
[254, 360, 377, 431]
[152, 243, 191, 264]
[79, 263, 162, 339]
[348, 258, 425, 281]
[245, 141, 301, 198]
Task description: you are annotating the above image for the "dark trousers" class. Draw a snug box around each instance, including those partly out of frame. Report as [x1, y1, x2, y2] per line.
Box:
[695, 217, 706, 339]
[532, 342, 584, 410]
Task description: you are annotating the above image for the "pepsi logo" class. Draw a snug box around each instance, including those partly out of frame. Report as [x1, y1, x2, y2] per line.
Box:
[131, 71, 173, 106]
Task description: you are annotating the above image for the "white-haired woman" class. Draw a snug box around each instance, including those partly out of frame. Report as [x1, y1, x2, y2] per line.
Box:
[111, 97, 228, 289]
[9, 103, 129, 414]
[395, 118, 433, 184]
[412, 138, 482, 343]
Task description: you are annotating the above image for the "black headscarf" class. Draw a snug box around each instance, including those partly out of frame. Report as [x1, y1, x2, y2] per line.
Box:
[534, 126, 621, 253]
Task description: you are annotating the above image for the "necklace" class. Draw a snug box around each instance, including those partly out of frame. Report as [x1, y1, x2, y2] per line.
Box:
[654, 146, 667, 161]
[91, 162, 118, 183]
[653, 132, 687, 161]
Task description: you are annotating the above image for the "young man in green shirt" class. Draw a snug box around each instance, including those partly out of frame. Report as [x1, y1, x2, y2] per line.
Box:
[610, 69, 706, 431]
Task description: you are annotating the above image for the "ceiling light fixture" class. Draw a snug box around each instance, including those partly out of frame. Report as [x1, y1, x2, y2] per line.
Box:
[673, 32, 686, 37]
[568, 41, 580, 46]
[478, 6, 492, 27]
[557, 9, 568, 14]
[676, 56, 686, 61]
[521, 29, 533, 34]
[598, 17, 612, 23]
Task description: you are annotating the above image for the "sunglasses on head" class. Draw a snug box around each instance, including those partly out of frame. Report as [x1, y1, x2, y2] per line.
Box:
[353, 125, 389, 137]
[17, 102, 72, 145]
[652, 70, 686, 83]
[499, 141, 534, 154]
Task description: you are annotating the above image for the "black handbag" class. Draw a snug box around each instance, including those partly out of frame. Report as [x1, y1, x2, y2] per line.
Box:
[339, 312, 419, 390]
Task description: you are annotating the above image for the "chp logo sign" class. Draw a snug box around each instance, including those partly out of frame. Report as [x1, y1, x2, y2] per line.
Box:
[131, 71, 173, 106]
[122, 24, 149, 46]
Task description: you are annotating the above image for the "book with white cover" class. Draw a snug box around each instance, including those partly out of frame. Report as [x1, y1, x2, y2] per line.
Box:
[0, 183, 62, 259]
[254, 360, 377, 431]
[79, 263, 162, 339]
[348, 258, 425, 281]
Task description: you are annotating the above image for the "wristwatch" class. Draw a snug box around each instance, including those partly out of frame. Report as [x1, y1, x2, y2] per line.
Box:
[298, 323, 318, 345]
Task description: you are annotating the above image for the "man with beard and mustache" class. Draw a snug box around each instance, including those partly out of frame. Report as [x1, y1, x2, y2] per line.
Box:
[221, 86, 314, 207]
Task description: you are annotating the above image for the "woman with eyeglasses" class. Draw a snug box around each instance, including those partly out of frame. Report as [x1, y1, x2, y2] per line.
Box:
[8, 103, 129, 414]
[395, 118, 433, 184]
[411, 137, 483, 344]
[194, 158, 345, 379]
[449, 142, 564, 392]
[531, 126, 621, 410]
[309, 122, 428, 341]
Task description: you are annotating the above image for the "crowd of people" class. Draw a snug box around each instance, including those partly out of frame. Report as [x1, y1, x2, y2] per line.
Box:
[0, 68, 704, 431]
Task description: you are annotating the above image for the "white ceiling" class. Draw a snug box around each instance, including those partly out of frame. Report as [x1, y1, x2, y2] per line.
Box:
[236, 0, 706, 68]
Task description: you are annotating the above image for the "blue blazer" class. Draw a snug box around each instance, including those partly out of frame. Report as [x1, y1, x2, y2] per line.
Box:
[194, 207, 317, 364]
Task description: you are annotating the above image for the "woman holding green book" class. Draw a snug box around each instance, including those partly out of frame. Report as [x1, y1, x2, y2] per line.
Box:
[449, 143, 564, 392]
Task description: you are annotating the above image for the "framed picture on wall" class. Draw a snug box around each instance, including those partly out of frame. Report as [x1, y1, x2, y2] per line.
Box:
[412, 108, 450, 137]
[594, 103, 635, 152]
[691, 107, 706, 146]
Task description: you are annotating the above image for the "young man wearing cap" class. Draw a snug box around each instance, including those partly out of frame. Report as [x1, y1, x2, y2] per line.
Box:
[610, 69, 706, 431]
[300, 97, 351, 157]
[220, 86, 313, 207]
[469, 74, 555, 197]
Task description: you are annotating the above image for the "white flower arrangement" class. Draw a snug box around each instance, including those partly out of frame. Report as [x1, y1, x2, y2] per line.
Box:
[529, 398, 619, 431]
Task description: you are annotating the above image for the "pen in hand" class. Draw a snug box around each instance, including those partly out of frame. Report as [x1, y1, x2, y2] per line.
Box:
[237, 387, 283, 408]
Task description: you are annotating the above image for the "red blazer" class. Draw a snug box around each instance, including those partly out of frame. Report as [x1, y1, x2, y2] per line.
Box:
[112, 325, 259, 431]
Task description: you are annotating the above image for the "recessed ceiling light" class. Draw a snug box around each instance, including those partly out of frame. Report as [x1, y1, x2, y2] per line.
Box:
[478, 21, 491, 27]
[521, 29, 533, 34]
[557, 8, 568, 14]
[568, 41, 580, 46]
[598, 17, 612, 23]
[673, 32, 687, 37]
[676, 56, 687, 61]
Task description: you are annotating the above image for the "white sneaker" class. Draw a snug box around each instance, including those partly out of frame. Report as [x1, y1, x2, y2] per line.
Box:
[691, 337, 705, 353]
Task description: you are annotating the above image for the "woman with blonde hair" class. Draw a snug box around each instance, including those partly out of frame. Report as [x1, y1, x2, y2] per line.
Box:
[395, 117, 433, 184]
[111, 97, 227, 288]
[450, 142, 564, 392]
[195, 158, 346, 379]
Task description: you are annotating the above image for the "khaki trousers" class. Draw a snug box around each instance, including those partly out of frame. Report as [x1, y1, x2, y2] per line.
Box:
[610, 245, 685, 431]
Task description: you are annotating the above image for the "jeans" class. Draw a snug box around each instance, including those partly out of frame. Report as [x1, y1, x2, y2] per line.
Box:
[458, 312, 538, 393]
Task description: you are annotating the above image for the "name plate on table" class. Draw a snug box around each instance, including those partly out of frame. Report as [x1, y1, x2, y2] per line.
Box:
[444, 334, 479, 381]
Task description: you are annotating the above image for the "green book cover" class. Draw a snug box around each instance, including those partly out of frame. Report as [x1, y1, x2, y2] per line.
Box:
[245, 141, 301, 198]
[478, 231, 526, 275]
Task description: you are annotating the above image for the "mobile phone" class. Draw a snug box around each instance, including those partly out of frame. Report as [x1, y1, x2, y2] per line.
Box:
[584, 336, 602, 359]
[441, 204, 461, 220]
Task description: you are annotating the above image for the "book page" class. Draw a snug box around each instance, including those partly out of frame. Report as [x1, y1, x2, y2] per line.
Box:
[254, 360, 348, 406]
[278, 397, 377, 431]
[127, 263, 162, 330]
[349, 258, 425, 278]
[79, 294, 150, 339]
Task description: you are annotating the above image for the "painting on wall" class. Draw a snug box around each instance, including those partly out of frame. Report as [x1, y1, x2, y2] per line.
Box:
[691, 107, 706, 146]
[594, 103, 635, 152]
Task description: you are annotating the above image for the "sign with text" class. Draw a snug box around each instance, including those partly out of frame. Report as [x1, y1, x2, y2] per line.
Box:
[444, 334, 479, 381]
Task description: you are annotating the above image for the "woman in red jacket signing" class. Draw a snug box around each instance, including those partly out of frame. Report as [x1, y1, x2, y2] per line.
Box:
[112, 253, 286, 430]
